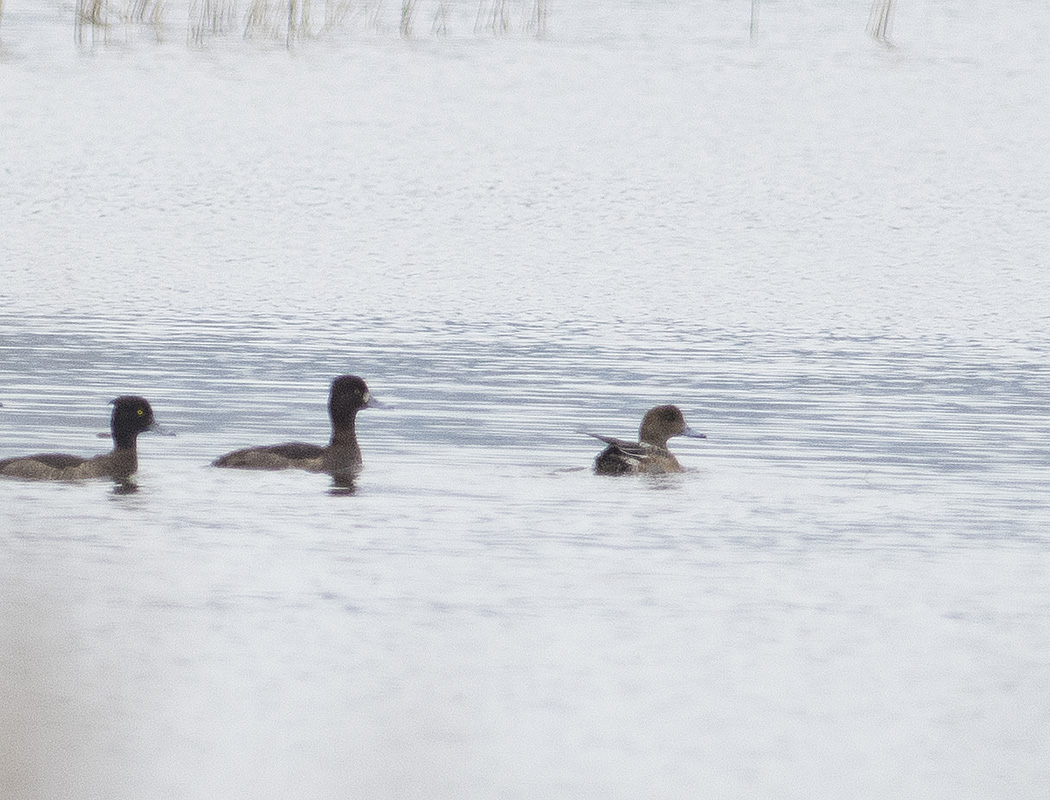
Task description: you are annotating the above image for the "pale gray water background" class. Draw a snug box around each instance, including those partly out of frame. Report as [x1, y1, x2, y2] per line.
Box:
[2, 1, 1050, 797]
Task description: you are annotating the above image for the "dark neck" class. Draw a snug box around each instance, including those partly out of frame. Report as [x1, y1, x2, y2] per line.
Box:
[112, 429, 139, 451]
[330, 415, 358, 447]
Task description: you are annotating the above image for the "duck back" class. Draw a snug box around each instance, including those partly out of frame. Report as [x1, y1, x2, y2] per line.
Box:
[211, 442, 326, 471]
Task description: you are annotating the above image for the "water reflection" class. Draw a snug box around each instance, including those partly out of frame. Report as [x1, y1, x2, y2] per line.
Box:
[328, 473, 357, 496]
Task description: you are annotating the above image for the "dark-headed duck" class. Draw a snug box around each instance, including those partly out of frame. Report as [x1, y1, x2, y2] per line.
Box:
[582, 404, 705, 475]
[0, 396, 160, 481]
[211, 375, 379, 476]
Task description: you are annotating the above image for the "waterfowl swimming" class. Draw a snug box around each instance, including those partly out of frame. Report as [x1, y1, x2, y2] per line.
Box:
[211, 375, 379, 475]
[582, 404, 706, 475]
[0, 396, 160, 481]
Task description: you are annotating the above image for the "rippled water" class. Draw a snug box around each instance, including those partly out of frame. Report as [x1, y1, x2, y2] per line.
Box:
[3, 1, 1050, 797]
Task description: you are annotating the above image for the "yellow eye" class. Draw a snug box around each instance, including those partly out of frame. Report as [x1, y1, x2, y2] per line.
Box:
[137, 408, 144, 416]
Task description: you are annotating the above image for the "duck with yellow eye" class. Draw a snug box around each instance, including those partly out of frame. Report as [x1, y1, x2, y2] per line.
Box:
[581, 404, 706, 475]
[0, 396, 161, 481]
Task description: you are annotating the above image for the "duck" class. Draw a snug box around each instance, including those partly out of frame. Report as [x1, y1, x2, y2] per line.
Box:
[211, 375, 379, 476]
[582, 404, 706, 475]
[0, 396, 160, 481]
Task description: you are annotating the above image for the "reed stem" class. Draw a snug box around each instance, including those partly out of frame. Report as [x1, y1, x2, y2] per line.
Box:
[866, 0, 895, 43]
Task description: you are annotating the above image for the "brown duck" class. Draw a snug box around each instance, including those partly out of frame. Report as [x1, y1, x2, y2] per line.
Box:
[583, 404, 705, 475]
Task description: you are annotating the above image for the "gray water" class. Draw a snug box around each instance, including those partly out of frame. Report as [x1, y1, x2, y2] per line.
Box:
[2, 1, 1050, 798]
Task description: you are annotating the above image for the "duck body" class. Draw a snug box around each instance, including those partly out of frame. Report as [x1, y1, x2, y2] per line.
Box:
[584, 404, 705, 476]
[210, 441, 353, 473]
[212, 375, 378, 476]
[0, 396, 158, 481]
[591, 437, 685, 476]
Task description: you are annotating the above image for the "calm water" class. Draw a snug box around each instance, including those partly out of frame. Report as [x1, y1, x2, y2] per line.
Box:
[2, 1, 1050, 797]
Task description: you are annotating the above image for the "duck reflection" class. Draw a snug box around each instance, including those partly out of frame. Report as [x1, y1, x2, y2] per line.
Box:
[112, 479, 140, 495]
[328, 471, 358, 496]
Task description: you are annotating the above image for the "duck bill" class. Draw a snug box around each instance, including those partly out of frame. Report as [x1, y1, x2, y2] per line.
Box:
[681, 425, 706, 439]
[363, 392, 385, 409]
[148, 421, 177, 437]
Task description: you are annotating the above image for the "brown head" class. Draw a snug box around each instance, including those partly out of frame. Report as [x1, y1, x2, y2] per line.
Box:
[638, 405, 706, 449]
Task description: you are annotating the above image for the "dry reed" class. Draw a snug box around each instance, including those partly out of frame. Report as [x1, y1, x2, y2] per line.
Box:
[67, 0, 547, 44]
[867, 0, 895, 43]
